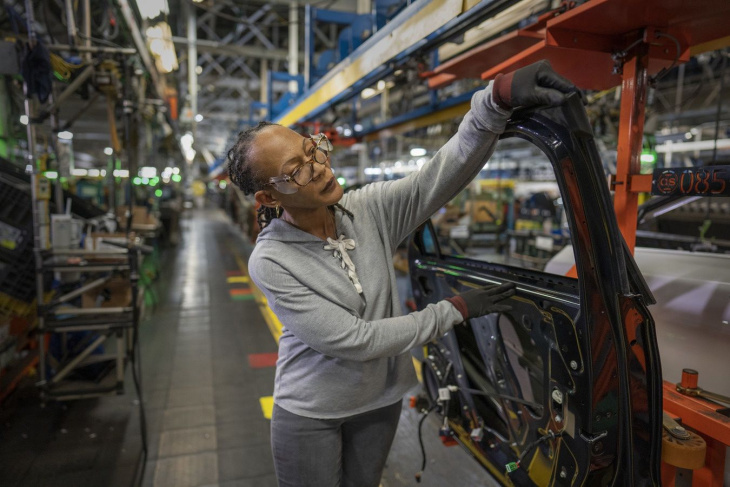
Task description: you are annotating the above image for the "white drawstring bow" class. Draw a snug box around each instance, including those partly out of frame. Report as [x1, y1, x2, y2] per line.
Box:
[324, 234, 363, 294]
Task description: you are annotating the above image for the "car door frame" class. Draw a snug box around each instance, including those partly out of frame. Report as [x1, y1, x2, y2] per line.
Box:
[409, 94, 662, 486]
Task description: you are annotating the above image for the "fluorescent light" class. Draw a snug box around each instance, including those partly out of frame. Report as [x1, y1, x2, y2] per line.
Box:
[87, 169, 100, 177]
[113, 169, 130, 178]
[139, 166, 157, 178]
[410, 148, 427, 157]
[71, 168, 88, 176]
[100, 169, 106, 176]
[58, 131, 73, 140]
[343, 128, 352, 137]
[135, 0, 168, 19]
[194, 114, 204, 123]
[361, 88, 376, 99]
[172, 167, 180, 175]
[364, 168, 382, 175]
[19, 115, 28, 125]
[44, 171, 58, 179]
[377, 80, 386, 90]
[181, 133, 194, 148]
[104, 147, 114, 155]
[146, 22, 178, 73]
[354, 124, 363, 131]
[195, 65, 203, 74]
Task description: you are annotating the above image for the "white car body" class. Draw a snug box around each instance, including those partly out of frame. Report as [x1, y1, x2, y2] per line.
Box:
[546, 246, 730, 398]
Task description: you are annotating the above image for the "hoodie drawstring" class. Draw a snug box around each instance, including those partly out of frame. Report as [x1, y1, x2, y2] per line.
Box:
[324, 235, 363, 294]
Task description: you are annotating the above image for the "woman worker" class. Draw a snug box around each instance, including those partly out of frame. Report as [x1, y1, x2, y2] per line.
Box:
[227, 60, 575, 487]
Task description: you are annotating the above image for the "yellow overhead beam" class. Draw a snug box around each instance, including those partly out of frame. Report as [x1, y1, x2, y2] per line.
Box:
[363, 101, 471, 141]
[276, 0, 476, 127]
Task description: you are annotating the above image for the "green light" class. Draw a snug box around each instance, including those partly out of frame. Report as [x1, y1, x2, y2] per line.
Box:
[640, 149, 658, 174]
[133, 177, 142, 185]
[219, 180, 227, 189]
[172, 174, 182, 183]
[337, 177, 347, 186]
[150, 177, 160, 186]
[155, 189, 163, 197]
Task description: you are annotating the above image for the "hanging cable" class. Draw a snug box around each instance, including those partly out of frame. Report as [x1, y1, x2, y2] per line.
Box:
[414, 404, 438, 483]
[505, 430, 562, 474]
[649, 32, 681, 86]
[49, 52, 85, 81]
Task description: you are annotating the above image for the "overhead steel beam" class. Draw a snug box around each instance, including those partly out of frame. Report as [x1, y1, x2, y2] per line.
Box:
[172, 37, 289, 61]
[116, 0, 163, 99]
[275, 0, 516, 126]
[200, 77, 290, 92]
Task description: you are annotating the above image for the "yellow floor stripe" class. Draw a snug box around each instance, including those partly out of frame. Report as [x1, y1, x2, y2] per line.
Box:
[259, 396, 274, 419]
[227, 276, 250, 284]
[233, 254, 283, 344]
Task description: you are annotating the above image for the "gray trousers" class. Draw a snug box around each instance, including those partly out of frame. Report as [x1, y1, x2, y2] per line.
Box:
[270, 400, 402, 487]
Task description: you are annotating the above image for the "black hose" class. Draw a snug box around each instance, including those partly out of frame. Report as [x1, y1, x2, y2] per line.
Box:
[415, 405, 437, 483]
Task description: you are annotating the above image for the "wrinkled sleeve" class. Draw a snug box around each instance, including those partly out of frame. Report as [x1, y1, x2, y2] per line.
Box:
[362, 82, 511, 248]
[250, 257, 463, 361]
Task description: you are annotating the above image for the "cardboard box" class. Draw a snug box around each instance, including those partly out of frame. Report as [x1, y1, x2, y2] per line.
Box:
[116, 206, 160, 229]
[82, 277, 132, 309]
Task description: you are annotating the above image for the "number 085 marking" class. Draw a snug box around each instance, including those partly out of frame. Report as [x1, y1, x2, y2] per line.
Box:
[673, 169, 727, 195]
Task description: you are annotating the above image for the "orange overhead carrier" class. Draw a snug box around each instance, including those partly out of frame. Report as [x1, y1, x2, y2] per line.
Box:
[426, 0, 730, 253]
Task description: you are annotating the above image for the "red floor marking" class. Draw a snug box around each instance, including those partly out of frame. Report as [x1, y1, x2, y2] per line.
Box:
[229, 288, 252, 296]
[226, 270, 244, 277]
[248, 353, 278, 368]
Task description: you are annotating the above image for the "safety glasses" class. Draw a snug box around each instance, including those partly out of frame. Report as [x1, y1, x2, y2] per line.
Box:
[266, 134, 334, 195]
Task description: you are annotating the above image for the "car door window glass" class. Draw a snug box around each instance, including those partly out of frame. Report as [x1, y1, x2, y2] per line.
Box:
[431, 138, 569, 276]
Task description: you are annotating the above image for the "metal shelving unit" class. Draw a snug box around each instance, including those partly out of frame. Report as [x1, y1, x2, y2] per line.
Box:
[35, 247, 140, 401]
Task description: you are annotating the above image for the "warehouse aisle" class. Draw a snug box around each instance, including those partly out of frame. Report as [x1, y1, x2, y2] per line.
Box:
[138, 209, 277, 486]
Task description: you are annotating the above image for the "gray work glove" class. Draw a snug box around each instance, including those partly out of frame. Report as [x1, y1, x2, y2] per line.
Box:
[446, 282, 516, 320]
[492, 60, 576, 110]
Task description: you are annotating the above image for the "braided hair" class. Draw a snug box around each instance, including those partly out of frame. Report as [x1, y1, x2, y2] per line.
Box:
[227, 121, 281, 228]
[227, 121, 355, 230]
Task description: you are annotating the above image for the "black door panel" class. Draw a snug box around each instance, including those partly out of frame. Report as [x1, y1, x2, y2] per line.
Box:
[409, 94, 661, 486]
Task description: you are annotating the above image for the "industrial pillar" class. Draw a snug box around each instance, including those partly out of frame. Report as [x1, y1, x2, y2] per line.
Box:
[187, 4, 198, 135]
[288, 3, 299, 95]
[260, 60, 269, 118]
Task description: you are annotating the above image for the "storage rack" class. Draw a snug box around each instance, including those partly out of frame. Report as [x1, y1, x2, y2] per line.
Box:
[35, 245, 139, 400]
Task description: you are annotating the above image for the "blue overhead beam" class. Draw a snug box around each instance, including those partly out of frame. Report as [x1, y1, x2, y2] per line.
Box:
[275, 0, 517, 127]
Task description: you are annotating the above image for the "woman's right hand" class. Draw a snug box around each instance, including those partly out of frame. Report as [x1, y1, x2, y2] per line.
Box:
[492, 60, 576, 111]
[446, 282, 516, 320]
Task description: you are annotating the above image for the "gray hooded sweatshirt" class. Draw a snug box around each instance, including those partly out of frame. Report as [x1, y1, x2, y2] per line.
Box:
[248, 82, 511, 419]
